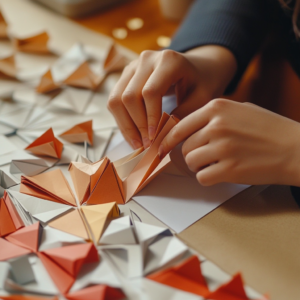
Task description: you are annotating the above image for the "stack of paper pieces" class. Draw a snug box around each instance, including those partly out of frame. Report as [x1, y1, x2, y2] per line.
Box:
[0, 10, 8, 39]
[0, 170, 17, 197]
[36, 70, 60, 94]
[0, 191, 24, 237]
[60, 120, 93, 146]
[13, 31, 50, 54]
[0, 55, 17, 79]
[25, 128, 63, 159]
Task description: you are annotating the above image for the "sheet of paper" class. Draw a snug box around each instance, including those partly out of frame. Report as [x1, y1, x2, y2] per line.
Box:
[133, 173, 249, 233]
[0, 136, 17, 156]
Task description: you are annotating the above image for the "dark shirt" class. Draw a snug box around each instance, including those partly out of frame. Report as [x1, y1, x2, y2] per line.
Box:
[169, 0, 300, 202]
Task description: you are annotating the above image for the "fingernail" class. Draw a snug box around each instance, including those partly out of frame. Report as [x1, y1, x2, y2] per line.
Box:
[131, 139, 142, 149]
[158, 144, 164, 159]
[148, 126, 156, 141]
[143, 137, 151, 149]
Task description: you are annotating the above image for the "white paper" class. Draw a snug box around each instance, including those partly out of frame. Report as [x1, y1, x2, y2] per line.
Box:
[0, 136, 17, 156]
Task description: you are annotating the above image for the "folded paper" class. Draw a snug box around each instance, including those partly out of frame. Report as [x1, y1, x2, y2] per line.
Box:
[0, 55, 17, 78]
[0, 238, 31, 261]
[0, 10, 8, 39]
[13, 31, 50, 53]
[9, 255, 36, 285]
[25, 128, 63, 159]
[0, 170, 17, 197]
[103, 44, 128, 74]
[36, 70, 60, 94]
[60, 120, 93, 146]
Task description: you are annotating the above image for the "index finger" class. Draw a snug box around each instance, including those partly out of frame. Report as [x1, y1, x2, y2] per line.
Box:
[159, 104, 211, 158]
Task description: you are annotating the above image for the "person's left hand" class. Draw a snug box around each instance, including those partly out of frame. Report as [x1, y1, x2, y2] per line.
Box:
[159, 99, 300, 187]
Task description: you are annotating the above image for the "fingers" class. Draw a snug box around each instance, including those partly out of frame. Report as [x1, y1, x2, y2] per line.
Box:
[185, 145, 218, 173]
[196, 161, 228, 186]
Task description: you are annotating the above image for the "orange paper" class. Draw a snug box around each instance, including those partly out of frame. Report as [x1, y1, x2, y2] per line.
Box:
[20, 169, 77, 206]
[0, 238, 31, 261]
[3, 191, 24, 230]
[0, 55, 17, 78]
[36, 70, 60, 93]
[64, 62, 103, 90]
[25, 128, 63, 159]
[13, 31, 50, 53]
[38, 252, 75, 294]
[66, 284, 125, 300]
[60, 120, 93, 147]
[0, 197, 17, 237]
[0, 10, 8, 39]
[103, 43, 128, 74]
[0, 295, 58, 300]
[42, 243, 99, 277]
[148, 255, 209, 296]
[5, 222, 41, 252]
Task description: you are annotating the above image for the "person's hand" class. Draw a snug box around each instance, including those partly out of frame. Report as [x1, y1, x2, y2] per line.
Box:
[159, 99, 300, 187]
[107, 46, 237, 149]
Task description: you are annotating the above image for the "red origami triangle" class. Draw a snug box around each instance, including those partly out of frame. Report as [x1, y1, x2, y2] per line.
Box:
[207, 273, 249, 300]
[148, 255, 208, 296]
[42, 243, 99, 277]
[0, 197, 17, 237]
[66, 284, 125, 300]
[38, 252, 75, 294]
[0, 238, 31, 261]
[6, 222, 41, 252]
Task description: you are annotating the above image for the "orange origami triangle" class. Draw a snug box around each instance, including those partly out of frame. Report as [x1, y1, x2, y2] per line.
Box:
[64, 62, 102, 90]
[66, 284, 125, 300]
[148, 255, 209, 296]
[0, 238, 31, 261]
[42, 243, 98, 277]
[5, 222, 41, 252]
[0, 197, 17, 237]
[207, 273, 249, 300]
[103, 44, 127, 74]
[0, 55, 17, 78]
[87, 162, 124, 205]
[60, 120, 93, 146]
[20, 169, 77, 206]
[49, 209, 90, 240]
[14, 31, 50, 54]
[36, 70, 60, 94]
[0, 295, 58, 300]
[0, 11, 8, 39]
[3, 192, 24, 230]
[38, 252, 75, 294]
[25, 128, 63, 159]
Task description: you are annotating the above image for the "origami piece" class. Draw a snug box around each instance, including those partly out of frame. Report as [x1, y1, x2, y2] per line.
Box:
[36, 70, 60, 94]
[66, 284, 125, 300]
[0, 55, 17, 78]
[0, 261, 10, 289]
[13, 31, 50, 54]
[148, 255, 209, 297]
[20, 169, 77, 206]
[25, 128, 63, 159]
[0, 295, 58, 300]
[38, 243, 99, 294]
[0, 10, 8, 39]
[103, 44, 128, 74]
[0, 170, 17, 197]
[60, 120, 93, 146]
[0, 192, 24, 237]
[64, 61, 103, 90]
[49, 87, 92, 113]
[0, 238, 31, 261]
[9, 255, 35, 285]
[6, 222, 43, 252]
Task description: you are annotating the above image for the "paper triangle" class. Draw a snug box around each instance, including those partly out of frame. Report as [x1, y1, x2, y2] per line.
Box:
[60, 120, 93, 146]
[38, 252, 75, 294]
[20, 169, 77, 206]
[64, 62, 101, 90]
[14, 31, 50, 53]
[87, 163, 124, 205]
[148, 255, 209, 296]
[5, 222, 41, 252]
[0, 238, 31, 261]
[207, 273, 249, 300]
[36, 70, 60, 93]
[11, 160, 49, 177]
[49, 209, 90, 240]
[81, 202, 119, 243]
[3, 192, 24, 230]
[0, 10, 8, 39]
[0, 55, 17, 78]
[25, 128, 63, 159]
[66, 284, 125, 300]
[43, 243, 98, 277]
[0, 197, 17, 237]
[103, 44, 127, 74]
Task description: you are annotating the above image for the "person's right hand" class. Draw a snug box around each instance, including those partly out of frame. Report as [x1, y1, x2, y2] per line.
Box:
[107, 45, 237, 149]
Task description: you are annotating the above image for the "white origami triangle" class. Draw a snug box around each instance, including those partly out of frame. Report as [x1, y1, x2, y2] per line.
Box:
[10, 161, 48, 177]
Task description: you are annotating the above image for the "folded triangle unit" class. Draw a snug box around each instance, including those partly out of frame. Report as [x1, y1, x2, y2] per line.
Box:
[103, 44, 127, 74]
[0, 238, 31, 261]
[0, 55, 17, 78]
[36, 69, 60, 94]
[0, 197, 17, 237]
